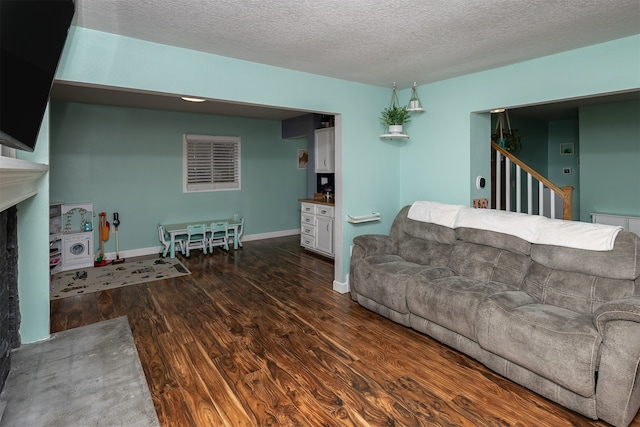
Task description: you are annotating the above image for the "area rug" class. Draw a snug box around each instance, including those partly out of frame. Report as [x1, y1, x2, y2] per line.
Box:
[50, 258, 190, 300]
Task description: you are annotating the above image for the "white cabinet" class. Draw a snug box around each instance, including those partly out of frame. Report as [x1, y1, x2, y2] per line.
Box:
[314, 127, 335, 173]
[592, 213, 640, 235]
[300, 202, 334, 258]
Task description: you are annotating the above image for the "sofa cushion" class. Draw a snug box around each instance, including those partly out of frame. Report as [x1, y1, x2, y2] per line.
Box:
[456, 227, 531, 256]
[523, 262, 638, 315]
[407, 276, 517, 341]
[397, 237, 454, 267]
[530, 231, 640, 281]
[352, 255, 447, 315]
[448, 241, 531, 287]
[477, 291, 602, 398]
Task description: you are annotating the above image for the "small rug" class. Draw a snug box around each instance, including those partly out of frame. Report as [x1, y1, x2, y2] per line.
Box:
[50, 258, 190, 300]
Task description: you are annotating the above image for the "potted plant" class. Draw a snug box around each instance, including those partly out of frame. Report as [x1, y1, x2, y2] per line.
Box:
[492, 110, 524, 155]
[380, 105, 411, 134]
[408, 92, 420, 110]
[492, 128, 524, 155]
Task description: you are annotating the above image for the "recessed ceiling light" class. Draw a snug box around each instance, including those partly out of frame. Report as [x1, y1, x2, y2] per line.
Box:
[490, 108, 505, 113]
[181, 96, 206, 103]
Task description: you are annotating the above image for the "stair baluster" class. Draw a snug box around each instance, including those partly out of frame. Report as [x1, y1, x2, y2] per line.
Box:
[492, 142, 574, 220]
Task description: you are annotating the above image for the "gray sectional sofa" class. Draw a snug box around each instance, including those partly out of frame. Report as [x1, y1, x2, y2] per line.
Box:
[349, 202, 640, 427]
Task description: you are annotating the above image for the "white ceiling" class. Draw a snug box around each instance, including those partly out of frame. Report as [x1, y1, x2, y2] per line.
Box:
[53, 0, 640, 119]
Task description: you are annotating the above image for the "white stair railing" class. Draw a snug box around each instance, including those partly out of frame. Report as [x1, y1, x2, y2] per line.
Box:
[492, 142, 573, 220]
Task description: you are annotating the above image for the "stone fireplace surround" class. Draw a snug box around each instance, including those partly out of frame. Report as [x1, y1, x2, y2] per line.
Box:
[0, 206, 20, 393]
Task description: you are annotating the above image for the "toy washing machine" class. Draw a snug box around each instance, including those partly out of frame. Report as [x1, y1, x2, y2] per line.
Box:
[60, 202, 94, 271]
[62, 231, 93, 271]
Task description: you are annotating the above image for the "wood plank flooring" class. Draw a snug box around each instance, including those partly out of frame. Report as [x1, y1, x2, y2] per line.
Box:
[51, 236, 639, 426]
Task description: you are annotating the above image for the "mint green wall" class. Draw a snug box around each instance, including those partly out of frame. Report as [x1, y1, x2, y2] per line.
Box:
[19, 28, 639, 343]
[548, 119, 580, 220]
[398, 36, 640, 209]
[50, 102, 308, 254]
[579, 100, 640, 221]
[16, 108, 51, 342]
[469, 113, 491, 202]
[55, 27, 400, 288]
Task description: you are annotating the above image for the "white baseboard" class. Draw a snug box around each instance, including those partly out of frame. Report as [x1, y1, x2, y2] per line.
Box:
[103, 230, 302, 261]
[103, 246, 163, 260]
[241, 229, 300, 242]
[333, 273, 349, 294]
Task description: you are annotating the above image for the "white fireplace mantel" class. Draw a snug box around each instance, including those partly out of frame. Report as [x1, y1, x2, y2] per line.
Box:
[0, 156, 49, 212]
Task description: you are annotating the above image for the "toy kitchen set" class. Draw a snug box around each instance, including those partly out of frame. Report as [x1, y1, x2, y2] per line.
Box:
[49, 202, 94, 273]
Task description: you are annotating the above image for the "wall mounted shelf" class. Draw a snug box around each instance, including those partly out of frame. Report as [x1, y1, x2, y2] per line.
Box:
[380, 133, 409, 139]
[347, 212, 381, 223]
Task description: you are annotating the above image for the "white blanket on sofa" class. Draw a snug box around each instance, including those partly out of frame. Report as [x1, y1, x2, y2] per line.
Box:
[535, 218, 622, 251]
[408, 201, 465, 228]
[409, 201, 623, 251]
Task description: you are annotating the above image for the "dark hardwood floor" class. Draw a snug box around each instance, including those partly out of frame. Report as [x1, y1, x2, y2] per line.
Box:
[51, 236, 638, 426]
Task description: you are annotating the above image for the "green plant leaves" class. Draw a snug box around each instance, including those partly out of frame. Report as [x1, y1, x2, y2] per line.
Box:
[380, 105, 411, 126]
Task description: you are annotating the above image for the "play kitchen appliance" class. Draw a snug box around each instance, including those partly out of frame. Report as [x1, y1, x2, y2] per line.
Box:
[60, 203, 94, 271]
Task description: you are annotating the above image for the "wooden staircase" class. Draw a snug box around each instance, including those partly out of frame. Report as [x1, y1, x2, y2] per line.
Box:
[491, 142, 574, 220]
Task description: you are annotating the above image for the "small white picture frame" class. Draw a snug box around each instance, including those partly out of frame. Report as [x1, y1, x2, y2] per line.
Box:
[563, 167, 572, 175]
[560, 143, 574, 155]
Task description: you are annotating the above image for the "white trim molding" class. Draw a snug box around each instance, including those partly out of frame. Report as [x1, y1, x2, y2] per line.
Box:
[241, 229, 299, 242]
[333, 278, 349, 294]
[0, 156, 49, 211]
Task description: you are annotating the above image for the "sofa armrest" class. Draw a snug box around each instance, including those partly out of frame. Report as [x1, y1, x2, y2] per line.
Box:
[594, 296, 640, 333]
[352, 234, 396, 258]
[349, 234, 396, 302]
[594, 296, 640, 427]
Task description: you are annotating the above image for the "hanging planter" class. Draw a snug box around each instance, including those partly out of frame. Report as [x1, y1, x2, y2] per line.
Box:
[388, 125, 404, 134]
[492, 109, 523, 155]
[380, 83, 410, 138]
[380, 105, 411, 134]
[406, 82, 424, 112]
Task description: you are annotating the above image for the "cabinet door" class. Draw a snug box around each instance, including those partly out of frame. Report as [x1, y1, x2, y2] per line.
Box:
[314, 128, 335, 173]
[315, 216, 333, 255]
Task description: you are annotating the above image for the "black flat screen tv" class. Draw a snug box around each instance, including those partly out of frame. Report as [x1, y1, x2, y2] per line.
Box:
[0, 0, 75, 152]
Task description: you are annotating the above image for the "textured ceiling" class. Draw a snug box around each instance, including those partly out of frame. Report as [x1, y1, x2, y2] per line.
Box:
[71, 0, 640, 88]
[56, 0, 640, 119]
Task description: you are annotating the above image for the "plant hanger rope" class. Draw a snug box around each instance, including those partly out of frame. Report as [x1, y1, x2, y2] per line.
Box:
[494, 110, 513, 140]
[492, 109, 523, 154]
[389, 82, 400, 109]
